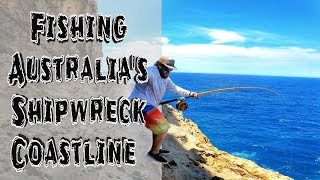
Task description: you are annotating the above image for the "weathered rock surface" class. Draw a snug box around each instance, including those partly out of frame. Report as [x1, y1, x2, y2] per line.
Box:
[0, 1, 161, 179]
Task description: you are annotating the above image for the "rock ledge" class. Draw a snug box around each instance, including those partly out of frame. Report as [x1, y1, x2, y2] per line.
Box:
[162, 105, 292, 180]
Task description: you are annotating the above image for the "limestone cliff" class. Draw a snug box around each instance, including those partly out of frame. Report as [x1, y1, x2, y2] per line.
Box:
[162, 104, 292, 180]
[0, 1, 161, 179]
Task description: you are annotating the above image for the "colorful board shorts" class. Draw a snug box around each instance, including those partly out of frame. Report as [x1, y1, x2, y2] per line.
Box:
[143, 105, 170, 135]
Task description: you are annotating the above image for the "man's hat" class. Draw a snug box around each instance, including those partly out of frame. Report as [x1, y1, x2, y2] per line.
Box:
[158, 56, 177, 70]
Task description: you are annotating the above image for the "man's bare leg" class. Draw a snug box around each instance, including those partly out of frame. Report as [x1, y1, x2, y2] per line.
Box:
[150, 131, 167, 154]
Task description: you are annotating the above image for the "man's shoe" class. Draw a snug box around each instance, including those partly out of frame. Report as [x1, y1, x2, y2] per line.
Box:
[159, 149, 170, 155]
[148, 152, 168, 164]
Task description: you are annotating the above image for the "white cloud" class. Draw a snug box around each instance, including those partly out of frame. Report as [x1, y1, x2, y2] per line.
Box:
[99, 34, 320, 77]
[161, 37, 170, 45]
[162, 37, 320, 77]
[208, 29, 246, 44]
[163, 43, 320, 62]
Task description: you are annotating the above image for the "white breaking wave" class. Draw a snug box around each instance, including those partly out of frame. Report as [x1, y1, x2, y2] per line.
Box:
[231, 151, 256, 159]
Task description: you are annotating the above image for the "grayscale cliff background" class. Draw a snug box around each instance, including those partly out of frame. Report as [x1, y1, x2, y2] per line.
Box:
[0, 0, 161, 179]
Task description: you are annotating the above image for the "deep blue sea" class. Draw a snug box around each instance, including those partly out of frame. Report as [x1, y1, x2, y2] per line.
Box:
[164, 73, 320, 180]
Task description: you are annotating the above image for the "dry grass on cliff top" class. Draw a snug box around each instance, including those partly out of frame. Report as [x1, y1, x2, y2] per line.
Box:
[161, 104, 292, 180]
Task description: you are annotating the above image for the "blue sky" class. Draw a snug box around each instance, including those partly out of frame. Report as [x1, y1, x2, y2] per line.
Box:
[162, 0, 320, 77]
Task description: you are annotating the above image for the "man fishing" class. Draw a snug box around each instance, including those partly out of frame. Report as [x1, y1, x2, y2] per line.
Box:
[129, 56, 199, 164]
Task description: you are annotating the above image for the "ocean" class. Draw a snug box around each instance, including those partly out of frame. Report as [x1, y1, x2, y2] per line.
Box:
[164, 73, 320, 180]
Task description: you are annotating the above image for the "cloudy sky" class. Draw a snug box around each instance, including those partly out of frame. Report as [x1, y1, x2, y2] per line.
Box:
[162, 0, 320, 78]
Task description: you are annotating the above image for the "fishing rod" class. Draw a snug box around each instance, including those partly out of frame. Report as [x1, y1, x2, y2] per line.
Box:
[159, 86, 282, 111]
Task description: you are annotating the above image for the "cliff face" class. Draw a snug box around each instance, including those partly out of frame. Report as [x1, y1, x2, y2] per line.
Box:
[162, 104, 292, 180]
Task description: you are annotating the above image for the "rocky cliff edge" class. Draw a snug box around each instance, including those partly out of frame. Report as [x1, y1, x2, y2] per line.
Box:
[162, 104, 292, 180]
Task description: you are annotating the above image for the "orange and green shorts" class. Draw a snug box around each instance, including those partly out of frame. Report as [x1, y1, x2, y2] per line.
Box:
[143, 105, 170, 135]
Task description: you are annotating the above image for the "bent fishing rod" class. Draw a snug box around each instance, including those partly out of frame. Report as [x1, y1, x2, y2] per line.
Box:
[159, 86, 282, 111]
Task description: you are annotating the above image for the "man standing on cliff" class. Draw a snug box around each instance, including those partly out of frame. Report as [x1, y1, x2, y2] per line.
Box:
[129, 56, 199, 164]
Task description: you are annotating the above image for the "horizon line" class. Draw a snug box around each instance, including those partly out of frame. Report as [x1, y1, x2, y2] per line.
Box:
[171, 71, 320, 79]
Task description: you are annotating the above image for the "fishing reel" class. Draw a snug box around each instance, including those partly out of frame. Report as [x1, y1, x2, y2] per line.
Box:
[176, 98, 188, 112]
